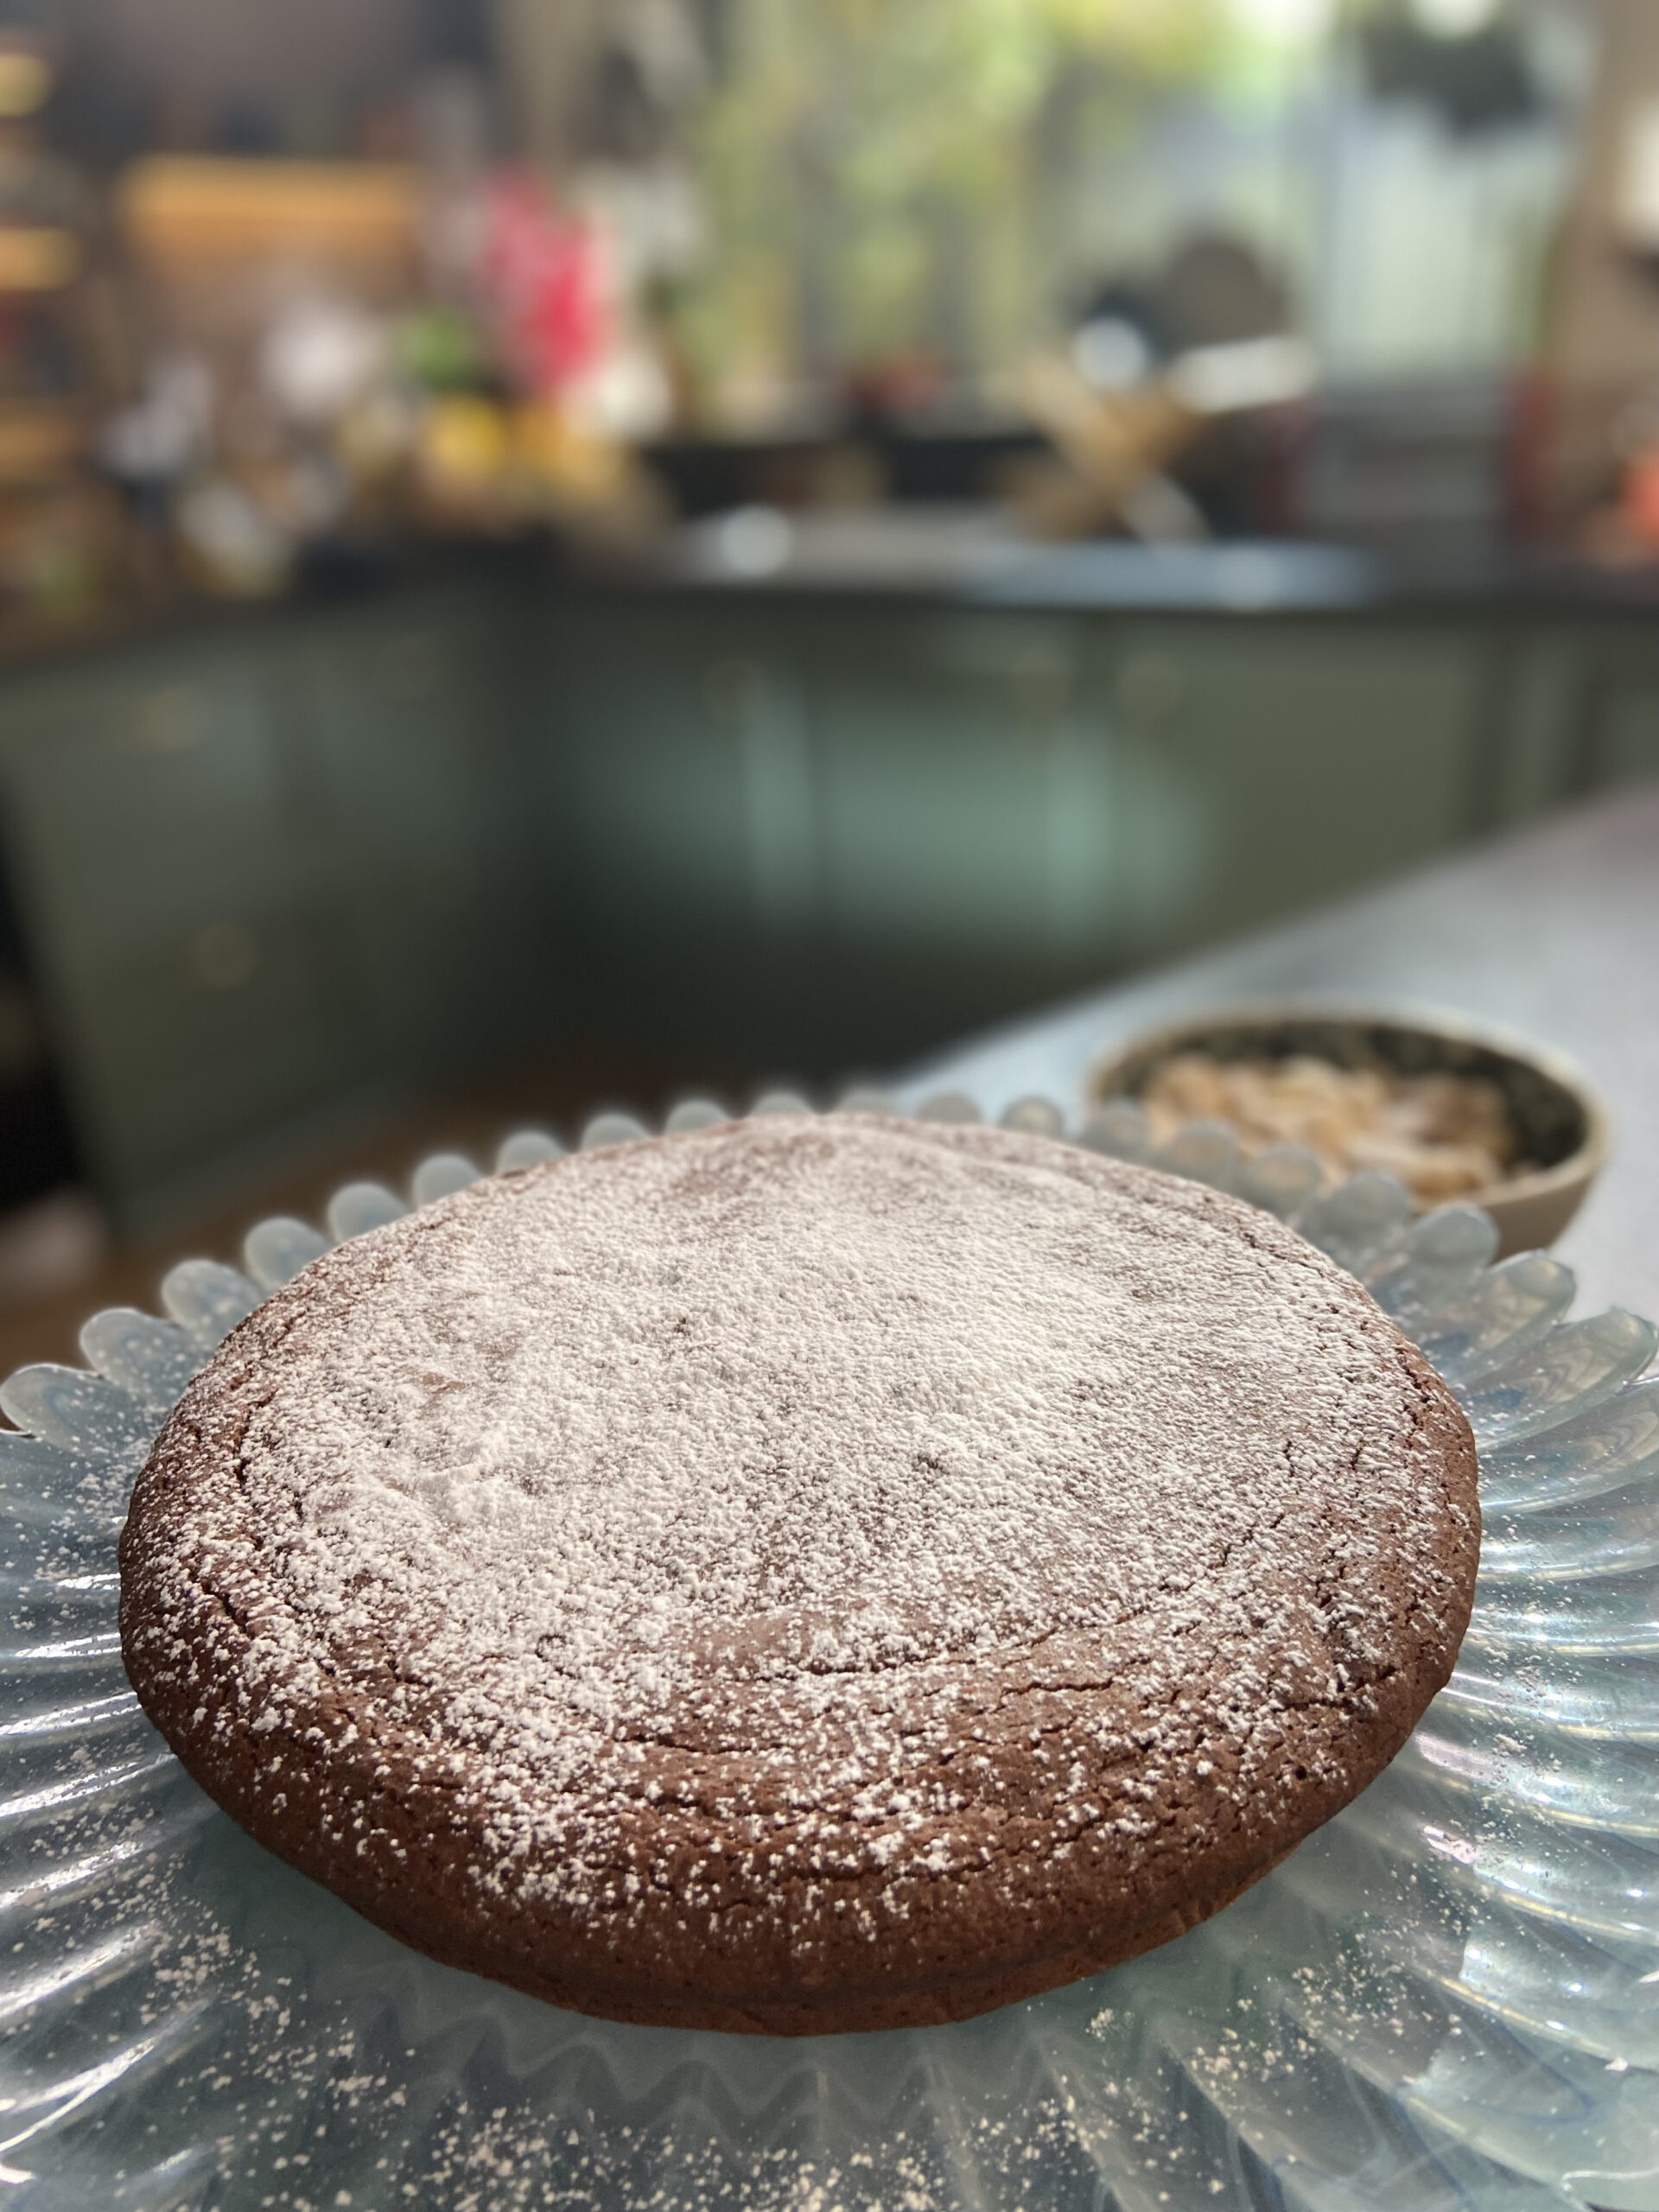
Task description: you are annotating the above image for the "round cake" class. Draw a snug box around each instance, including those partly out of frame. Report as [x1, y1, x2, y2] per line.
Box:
[119, 1114, 1479, 2035]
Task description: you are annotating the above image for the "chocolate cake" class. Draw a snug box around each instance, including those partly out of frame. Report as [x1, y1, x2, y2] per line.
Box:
[119, 1115, 1478, 2034]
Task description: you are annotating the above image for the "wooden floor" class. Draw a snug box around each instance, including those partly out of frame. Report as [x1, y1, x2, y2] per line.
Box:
[0, 1039, 761, 1379]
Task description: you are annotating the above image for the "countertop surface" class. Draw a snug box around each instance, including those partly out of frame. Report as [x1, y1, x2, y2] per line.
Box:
[663, 512, 1659, 616]
[903, 778, 1659, 1321]
[13, 531, 1659, 685]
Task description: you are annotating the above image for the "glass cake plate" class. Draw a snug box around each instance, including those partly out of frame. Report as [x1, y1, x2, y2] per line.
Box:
[4, 1096, 1657, 2212]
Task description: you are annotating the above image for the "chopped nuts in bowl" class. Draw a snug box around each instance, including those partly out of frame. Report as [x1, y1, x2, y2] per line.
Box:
[1090, 1007, 1609, 1257]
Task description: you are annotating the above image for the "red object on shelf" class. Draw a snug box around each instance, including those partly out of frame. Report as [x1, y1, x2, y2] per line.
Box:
[1503, 368, 1555, 543]
[1620, 444, 1659, 546]
[481, 171, 608, 398]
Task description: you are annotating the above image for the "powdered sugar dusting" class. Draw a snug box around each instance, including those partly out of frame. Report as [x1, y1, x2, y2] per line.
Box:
[122, 1115, 1476, 2024]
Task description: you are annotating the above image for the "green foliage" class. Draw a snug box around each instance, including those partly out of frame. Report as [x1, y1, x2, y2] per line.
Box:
[676, 0, 1263, 393]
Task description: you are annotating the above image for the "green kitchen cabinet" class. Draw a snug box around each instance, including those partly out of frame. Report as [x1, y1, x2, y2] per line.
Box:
[803, 613, 1489, 969]
[0, 628, 356, 1217]
[0, 580, 549, 1228]
[0, 570, 1650, 1231]
[531, 596, 1498, 1061]
[289, 587, 553, 1079]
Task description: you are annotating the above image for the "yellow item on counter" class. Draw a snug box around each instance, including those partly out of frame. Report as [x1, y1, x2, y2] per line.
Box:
[417, 396, 511, 491]
[0, 226, 79, 291]
[510, 401, 629, 505]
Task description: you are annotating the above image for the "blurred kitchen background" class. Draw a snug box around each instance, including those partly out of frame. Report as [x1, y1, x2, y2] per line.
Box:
[2, 0, 1659, 1349]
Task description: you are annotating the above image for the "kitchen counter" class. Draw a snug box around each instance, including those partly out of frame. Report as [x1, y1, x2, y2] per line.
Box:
[902, 778, 1659, 1320]
[16, 524, 1659, 679]
[662, 510, 1659, 616]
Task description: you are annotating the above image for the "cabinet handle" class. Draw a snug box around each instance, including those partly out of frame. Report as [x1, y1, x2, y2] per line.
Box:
[191, 920, 258, 991]
[382, 638, 443, 702]
[136, 686, 207, 753]
[1111, 652, 1185, 727]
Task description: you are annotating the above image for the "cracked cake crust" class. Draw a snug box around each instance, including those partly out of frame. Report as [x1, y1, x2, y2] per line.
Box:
[119, 1115, 1478, 2034]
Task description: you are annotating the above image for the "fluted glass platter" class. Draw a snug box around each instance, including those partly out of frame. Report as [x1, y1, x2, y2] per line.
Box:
[4, 1096, 1657, 2211]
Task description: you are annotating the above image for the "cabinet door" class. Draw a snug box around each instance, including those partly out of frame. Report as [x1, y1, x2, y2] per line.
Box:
[65, 893, 365, 1205]
[294, 587, 551, 1077]
[0, 635, 359, 1211]
[0, 639, 322, 973]
[1084, 620, 1490, 961]
[537, 594, 873, 1053]
[811, 613, 1099, 961]
[539, 601, 772, 931]
[1575, 646, 1659, 795]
